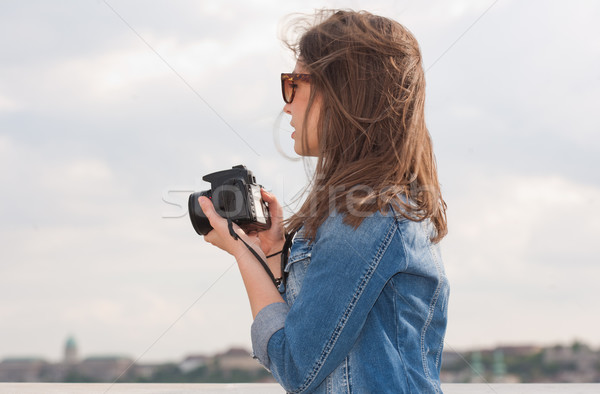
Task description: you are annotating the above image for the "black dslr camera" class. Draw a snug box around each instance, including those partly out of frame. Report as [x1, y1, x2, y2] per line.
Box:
[188, 165, 271, 236]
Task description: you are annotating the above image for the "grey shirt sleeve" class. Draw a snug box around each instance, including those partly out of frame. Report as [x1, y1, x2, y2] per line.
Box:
[251, 302, 290, 369]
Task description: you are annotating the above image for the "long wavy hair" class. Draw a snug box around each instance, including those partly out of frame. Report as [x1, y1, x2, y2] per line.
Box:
[284, 10, 447, 243]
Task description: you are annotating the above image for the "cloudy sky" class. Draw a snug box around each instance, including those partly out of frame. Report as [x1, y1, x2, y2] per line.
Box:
[1, 0, 599, 364]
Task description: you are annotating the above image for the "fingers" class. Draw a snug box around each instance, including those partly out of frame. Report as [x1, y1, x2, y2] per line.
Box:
[260, 189, 279, 205]
[261, 189, 284, 221]
[199, 196, 241, 255]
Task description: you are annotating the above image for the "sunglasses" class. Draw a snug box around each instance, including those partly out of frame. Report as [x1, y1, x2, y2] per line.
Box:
[281, 73, 311, 104]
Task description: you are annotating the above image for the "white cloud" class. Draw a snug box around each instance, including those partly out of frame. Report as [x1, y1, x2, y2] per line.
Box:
[0, 94, 23, 112]
[443, 172, 600, 348]
[446, 173, 600, 276]
[53, 158, 112, 184]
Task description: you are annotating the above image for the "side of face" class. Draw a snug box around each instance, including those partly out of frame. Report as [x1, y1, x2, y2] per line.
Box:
[283, 63, 321, 157]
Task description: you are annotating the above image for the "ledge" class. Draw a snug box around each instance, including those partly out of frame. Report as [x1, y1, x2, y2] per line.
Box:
[0, 383, 599, 393]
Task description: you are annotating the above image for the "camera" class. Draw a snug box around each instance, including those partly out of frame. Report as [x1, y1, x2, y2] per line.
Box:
[188, 165, 271, 236]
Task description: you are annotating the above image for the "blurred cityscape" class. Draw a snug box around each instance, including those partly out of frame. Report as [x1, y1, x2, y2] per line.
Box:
[1, 337, 599, 383]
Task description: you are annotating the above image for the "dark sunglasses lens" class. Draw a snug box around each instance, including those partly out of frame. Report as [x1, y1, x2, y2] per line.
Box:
[282, 79, 293, 103]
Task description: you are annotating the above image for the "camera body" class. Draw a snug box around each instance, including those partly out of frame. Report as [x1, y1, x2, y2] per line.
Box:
[188, 165, 271, 236]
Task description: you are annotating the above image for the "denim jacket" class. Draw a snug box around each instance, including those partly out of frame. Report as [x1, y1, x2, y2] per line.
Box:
[251, 207, 449, 393]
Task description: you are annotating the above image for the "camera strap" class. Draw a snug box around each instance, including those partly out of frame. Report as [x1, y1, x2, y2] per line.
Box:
[226, 218, 280, 287]
[279, 230, 296, 290]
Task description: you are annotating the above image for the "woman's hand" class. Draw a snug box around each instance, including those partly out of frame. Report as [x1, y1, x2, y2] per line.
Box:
[198, 196, 254, 259]
[199, 190, 285, 273]
[253, 189, 286, 256]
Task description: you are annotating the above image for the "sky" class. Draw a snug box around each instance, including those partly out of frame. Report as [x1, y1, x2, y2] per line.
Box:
[1, 0, 599, 364]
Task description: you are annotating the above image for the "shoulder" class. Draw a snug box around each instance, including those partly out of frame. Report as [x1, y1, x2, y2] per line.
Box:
[314, 206, 432, 244]
[312, 208, 438, 265]
[316, 209, 396, 243]
[307, 210, 400, 272]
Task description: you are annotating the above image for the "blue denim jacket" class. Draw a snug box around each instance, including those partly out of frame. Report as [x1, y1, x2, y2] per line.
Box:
[251, 207, 449, 393]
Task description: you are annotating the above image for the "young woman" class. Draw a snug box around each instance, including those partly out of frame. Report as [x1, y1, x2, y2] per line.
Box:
[198, 10, 449, 393]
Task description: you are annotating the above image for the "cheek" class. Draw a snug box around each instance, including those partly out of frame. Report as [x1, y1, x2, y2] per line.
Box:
[309, 104, 321, 133]
[308, 116, 319, 141]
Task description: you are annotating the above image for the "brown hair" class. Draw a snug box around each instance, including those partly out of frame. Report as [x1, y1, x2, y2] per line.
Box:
[284, 10, 447, 243]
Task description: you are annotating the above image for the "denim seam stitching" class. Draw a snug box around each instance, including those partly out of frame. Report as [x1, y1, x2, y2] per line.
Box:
[286, 242, 314, 302]
[345, 356, 351, 393]
[434, 331, 445, 370]
[394, 220, 418, 392]
[429, 227, 446, 380]
[419, 230, 444, 393]
[288, 252, 311, 265]
[420, 282, 441, 380]
[433, 280, 448, 372]
[395, 217, 410, 272]
[391, 279, 399, 351]
[290, 221, 396, 393]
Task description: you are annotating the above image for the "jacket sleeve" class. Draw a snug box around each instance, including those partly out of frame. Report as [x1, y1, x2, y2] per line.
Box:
[251, 214, 400, 393]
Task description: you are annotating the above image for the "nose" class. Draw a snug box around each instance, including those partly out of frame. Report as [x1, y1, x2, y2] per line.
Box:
[283, 102, 291, 115]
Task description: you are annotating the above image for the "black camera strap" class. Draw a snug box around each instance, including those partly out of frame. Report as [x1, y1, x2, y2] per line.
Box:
[279, 230, 296, 290]
[227, 218, 280, 287]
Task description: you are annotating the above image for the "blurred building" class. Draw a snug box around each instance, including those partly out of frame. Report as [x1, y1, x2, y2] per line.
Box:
[77, 356, 134, 382]
[0, 337, 263, 382]
[0, 358, 51, 382]
[215, 348, 257, 371]
[179, 354, 209, 373]
[544, 343, 600, 383]
[64, 336, 78, 366]
[4, 337, 597, 383]
[0, 337, 134, 382]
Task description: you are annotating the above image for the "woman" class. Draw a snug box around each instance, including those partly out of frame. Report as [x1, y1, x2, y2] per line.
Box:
[199, 9, 449, 393]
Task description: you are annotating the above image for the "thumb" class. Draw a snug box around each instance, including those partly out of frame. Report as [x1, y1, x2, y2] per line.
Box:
[199, 196, 227, 231]
[198, 196, 217, 219]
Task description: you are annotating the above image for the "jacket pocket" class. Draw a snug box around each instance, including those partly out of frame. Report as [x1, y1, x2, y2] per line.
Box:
[285, 238, 312, 272]
[284, 237, 313, 305]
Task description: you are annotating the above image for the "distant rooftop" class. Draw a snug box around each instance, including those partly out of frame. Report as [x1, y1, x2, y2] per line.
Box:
[81, 356, 133, 362]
